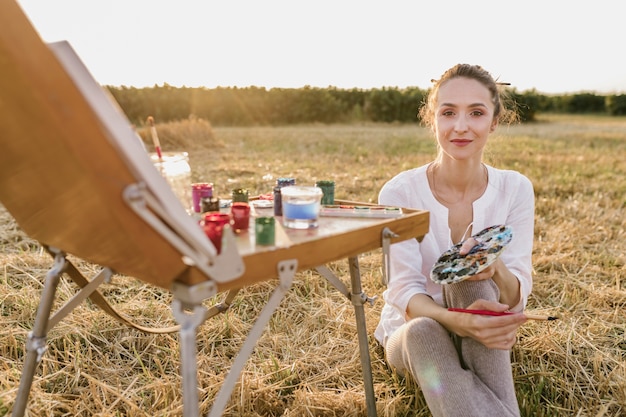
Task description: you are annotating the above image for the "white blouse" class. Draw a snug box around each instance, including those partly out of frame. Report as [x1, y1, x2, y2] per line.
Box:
[374, 164, 535, 346]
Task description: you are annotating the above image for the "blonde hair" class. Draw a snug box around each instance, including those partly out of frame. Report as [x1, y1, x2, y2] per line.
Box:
[419, 64, 518, 128]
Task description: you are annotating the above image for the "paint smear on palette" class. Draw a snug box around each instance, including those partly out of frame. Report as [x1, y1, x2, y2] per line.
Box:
[430, 225, 513, 284]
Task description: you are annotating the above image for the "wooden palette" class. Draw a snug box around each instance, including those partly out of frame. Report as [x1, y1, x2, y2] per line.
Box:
[430, 225, 513, 284]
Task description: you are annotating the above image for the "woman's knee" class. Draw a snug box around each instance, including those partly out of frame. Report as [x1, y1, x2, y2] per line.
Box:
[386, 317, 456, 380]
[444, 278, 501, 308]
[386, 318, 446, 376]
[402, 317, 449, 346]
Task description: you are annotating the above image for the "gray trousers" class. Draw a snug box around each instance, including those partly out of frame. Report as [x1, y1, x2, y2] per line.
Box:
[384, 280, 520, 417]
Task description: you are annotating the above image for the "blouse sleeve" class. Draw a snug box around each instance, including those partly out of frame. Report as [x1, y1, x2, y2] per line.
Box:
[500, 173, 535, 311]
[378, 177, 433, 318]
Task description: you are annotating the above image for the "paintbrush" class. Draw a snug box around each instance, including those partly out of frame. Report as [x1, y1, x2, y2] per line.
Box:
[147, 116, 162, 160]
[448, 308, 559, 321]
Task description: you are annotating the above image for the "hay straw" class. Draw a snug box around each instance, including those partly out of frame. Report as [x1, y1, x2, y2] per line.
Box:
[1, 115, 625, 415]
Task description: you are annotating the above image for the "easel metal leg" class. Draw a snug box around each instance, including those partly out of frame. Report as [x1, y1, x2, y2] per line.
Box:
[46, 267, 112, 332]
[348, 256, 378, 417]
[11, 250, 67, 417]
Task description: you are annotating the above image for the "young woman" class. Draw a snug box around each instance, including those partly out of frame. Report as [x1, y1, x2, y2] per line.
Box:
[375, 64, 534, 416]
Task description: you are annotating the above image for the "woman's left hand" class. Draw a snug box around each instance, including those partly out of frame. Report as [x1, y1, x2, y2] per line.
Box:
[465, 260, 499, 281]
[458, 236, 522, 309]
[459, 237, 480, 256]
[459, 237, 498, 281]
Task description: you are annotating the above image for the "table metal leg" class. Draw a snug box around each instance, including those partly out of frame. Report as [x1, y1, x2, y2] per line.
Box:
[172, 300, 207, 417]
[348, 256, 378, 417]
[207, 259, 296, 417]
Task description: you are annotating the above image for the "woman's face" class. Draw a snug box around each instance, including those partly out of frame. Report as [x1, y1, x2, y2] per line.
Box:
[433, 77, 497, 162]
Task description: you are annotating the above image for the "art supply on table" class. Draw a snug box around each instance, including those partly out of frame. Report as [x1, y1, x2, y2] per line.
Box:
[273, 177, 296, 216]
[230, 202, 251, 232]
[281, 185, 323, 229]
[231, 188, 249, 203]
[255, 216, 275, 246]
[151, 152, 192, 212]
[146, 116, 192, 212]
[201, 196, 220, 213]
[251, 199, 273, 209]
[319, 204, 403, 218]
[146, 116, 162, 160]
[202, 212, 231, 253]
[315, 180, 335, 205]
[192, 182, 213, 213]
[447, 308, 559, 321]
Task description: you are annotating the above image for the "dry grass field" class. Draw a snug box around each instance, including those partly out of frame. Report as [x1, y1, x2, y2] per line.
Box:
[1, 114, 625, 416]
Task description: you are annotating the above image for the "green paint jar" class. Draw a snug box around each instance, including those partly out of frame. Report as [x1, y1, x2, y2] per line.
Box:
[315, 180, 335, 205]
[255, 216, 275, 246]
[231, 188, 249, 203]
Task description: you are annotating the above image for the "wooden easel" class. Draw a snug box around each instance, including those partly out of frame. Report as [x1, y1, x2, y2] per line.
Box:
[0, 2, 429, 416]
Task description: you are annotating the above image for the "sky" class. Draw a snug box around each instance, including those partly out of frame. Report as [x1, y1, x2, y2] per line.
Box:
[15, 0, 626, 95]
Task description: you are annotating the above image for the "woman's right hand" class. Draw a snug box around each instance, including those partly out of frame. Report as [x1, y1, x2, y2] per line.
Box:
[445, 299, 526, 350]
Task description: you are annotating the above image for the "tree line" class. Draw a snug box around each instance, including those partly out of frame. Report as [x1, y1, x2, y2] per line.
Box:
[106, 84, 626, 127]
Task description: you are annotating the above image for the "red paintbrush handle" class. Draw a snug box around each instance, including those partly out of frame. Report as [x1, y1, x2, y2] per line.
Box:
[448, 308, 558, 321]
[447, 308, 513, 316]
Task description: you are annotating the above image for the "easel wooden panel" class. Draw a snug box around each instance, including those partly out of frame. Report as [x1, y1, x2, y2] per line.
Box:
[0, 0, 189, 289]
[0, 1, 429, 293]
